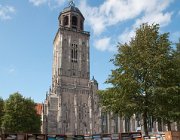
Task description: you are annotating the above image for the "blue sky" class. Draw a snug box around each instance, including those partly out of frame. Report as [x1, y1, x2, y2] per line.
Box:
[0, 0, 180, 103]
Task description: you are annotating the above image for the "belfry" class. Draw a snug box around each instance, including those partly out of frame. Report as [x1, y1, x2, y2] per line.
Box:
[42, 1, 101, 134]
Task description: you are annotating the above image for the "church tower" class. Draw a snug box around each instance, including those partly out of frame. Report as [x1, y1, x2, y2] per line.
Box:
[42, 1, 101, 135]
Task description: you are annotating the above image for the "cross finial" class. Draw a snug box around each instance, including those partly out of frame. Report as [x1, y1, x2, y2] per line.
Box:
[68, 0, 75, 7]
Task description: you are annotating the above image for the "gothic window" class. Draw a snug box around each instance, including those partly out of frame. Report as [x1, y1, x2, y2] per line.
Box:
[136, 113, 141, 127]
[71, 44, 78, 63]
[114, 115, 118, 133]
[157, 119, 162, 131]
[148, 116, 153, 132]
[64, 16, 69, 26]
[125, 117, 130, 132]
[101, 112, 108, 133]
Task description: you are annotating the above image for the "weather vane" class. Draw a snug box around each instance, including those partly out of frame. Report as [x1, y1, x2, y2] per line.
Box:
[68, 0, 75, 7]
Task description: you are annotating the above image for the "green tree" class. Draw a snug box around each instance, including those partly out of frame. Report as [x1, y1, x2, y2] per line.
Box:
[0, 97, 4, 127]
[99, 23, 178, 136]
[153, 38, 180, 130]
[2, 92, 41, 133]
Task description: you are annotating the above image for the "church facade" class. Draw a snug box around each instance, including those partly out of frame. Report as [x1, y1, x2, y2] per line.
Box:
[42, 2, 101, 134]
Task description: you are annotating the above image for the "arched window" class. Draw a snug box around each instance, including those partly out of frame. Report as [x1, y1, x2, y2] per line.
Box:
[71, 44, 78, 63]
[125, 117, 130, 132]
[114, 115, 118, 133]
[63, 16, 69, 26]
[72, 16, 77, 26]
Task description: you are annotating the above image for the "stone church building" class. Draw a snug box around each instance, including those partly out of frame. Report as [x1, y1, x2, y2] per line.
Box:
[42, 1, 100, 134]
[42, 1, 178, 135]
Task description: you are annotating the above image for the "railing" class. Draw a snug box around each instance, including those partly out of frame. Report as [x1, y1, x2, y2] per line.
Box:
[59, 26, 90, 35]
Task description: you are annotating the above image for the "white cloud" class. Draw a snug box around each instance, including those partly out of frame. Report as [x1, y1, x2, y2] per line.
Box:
[178, 10, 180, 16]
[0, 5, 16, 21]
[170, 31, 180, 43]
[118, 0, 173, 44]
[94, 37, 116, 52]
[79, 1, 106, 35]
[134, 0, 173, 29]
[134, 12, 173, 28]
[79, 0, 173, 36]
[118, 11, 172, 44]
[118, 29, 135, 44]
[29, 0, 65, 8]
[47, 0, 65, 9]
[7, 65, 16, 74]
[29, 0, 47, 6]
[9, 68, 15, 73]
[119, 11, 172, 44]
[53, 0, 66, 6]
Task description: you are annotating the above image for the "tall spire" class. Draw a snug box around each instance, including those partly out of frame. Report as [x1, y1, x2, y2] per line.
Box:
[68, 0, 75, 7]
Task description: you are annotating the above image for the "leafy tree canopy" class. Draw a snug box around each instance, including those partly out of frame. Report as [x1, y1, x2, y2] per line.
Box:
[2, 92, 41, 133]
[99, 23, 180, 135]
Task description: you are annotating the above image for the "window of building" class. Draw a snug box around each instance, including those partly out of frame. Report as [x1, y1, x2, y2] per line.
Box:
[72, 16, 77, 26]
[114, 115, 118, 133]
[101, 112, 108, 133]
[125, 117, 130, 132]
[148, 116, 153, 132]
[80, 20, 83, 30]
[71, 44, 78, 63]
[158, 119, 162, 131]
[82, 41, 85, 45]
[64, 16, 69, 26]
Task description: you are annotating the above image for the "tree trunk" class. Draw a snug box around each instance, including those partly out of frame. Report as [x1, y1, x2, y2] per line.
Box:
[143, 112, 148, 136]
